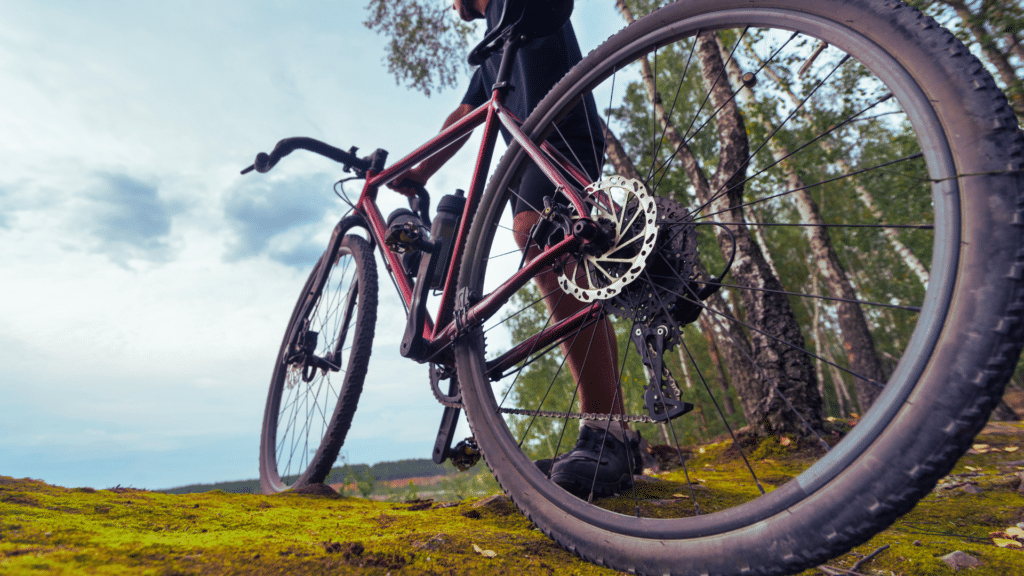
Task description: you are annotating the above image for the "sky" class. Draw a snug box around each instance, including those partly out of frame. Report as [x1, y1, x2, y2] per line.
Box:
[0, 0, 623, 490]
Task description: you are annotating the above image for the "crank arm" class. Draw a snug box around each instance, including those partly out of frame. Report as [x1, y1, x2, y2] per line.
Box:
[400, 240, 439, 361]
[431, 371, 461, 464]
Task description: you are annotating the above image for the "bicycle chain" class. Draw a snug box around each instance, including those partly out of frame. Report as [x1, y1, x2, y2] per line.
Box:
[430, 391, 656, 423]
[498, 406, 657, 423]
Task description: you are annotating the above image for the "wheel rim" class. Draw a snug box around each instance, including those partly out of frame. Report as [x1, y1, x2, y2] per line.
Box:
[459, 6, 959, 537]
[265, 243, 363, 490]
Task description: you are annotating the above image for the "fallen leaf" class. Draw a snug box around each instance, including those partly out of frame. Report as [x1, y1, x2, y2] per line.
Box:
[472, 543, 497, 558]
[1007, 446, 1020, 453]
[994, 537, 1023, 549]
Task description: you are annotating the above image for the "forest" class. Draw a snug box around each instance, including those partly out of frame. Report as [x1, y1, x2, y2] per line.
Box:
[362, 0, 1024, 458]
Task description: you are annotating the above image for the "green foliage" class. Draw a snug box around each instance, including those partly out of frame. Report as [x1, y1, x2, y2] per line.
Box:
[438, 463, 498, 501]
[339, 455, 377, 498]
[363, 0, 477, 96]
[403, 480, 419, 501]
[903, 0, 1024, 124]
[369, 458, 450, 480]
[160, 478, 260, 495]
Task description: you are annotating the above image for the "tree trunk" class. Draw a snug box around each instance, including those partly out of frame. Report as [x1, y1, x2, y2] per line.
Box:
[695, 31, 824, 435]
[699, 291, 765, 429]
[600, 117, 641, 181]
[701, 325, 736, 416]
[724, 38, 887, 411]
[614, 0, 824, 435]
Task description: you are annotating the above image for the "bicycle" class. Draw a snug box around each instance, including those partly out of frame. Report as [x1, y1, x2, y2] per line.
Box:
[241, 0, 1024, 574]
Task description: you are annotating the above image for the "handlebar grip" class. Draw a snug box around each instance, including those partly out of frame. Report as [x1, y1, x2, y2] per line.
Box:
[240, 137, 372, 176]
[240, 149, 286, 175]
[253, 151, 280, 173]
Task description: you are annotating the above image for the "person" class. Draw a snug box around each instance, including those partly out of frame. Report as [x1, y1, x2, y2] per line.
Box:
[390, 0, 641, 498]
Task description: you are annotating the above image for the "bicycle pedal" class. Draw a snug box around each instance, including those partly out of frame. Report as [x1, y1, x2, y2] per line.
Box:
[385, 209, 432, 255]
[450, 437, 481, 471]
[384, 222, 421, 253]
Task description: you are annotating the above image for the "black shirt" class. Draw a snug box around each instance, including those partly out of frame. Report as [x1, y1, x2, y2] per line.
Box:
[461, 0, 604, 153]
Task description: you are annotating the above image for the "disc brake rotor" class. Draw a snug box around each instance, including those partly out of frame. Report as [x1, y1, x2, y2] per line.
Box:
[556, 176, 660, 303]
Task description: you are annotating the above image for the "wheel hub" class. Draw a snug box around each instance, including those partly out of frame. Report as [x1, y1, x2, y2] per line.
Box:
[555, 175, 703, 350]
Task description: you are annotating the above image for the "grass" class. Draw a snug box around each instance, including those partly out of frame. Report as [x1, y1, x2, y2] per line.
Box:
[3, 422, 1024, 575]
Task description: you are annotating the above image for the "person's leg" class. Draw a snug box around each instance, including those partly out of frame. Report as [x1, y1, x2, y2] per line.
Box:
[511, 154, 643, 497]
[512, 209, 627, 423]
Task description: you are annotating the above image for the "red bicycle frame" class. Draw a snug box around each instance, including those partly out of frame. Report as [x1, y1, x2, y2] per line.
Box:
[352, 87, 599, 371]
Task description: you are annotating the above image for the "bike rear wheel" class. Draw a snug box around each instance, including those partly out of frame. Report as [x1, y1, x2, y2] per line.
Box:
[260, 231, 377, 493]
[454, 0, 1024, 574]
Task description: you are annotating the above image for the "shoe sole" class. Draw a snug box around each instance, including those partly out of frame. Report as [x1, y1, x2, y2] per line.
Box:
[550, 471, 633, 499]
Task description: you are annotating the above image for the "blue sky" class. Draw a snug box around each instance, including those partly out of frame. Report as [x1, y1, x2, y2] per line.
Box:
[0, 1, 623, 490]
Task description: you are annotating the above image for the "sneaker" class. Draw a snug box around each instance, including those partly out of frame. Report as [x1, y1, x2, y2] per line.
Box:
[536, 425, 642, 499]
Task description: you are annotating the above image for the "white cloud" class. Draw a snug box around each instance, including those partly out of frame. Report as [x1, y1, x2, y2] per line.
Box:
[0, 0, 625, 489]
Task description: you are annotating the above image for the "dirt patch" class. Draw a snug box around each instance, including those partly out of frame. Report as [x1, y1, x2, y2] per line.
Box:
[288, 483, 341, 498]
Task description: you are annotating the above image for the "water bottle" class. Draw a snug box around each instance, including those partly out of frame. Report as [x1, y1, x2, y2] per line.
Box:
[428, 189, 466, 289]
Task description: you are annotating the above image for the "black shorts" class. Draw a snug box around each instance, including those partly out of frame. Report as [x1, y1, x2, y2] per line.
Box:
[511, 142, 603, 215]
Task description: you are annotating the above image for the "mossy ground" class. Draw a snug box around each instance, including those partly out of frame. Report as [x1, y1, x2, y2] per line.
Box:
[0, 478, 613, 575]
[3, 422, 1024, 575]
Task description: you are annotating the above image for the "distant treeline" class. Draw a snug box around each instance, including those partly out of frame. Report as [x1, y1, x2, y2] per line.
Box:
[160, 458, 451, 495]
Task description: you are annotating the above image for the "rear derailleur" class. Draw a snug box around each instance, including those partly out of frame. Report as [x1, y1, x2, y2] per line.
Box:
[631, 324, 694, 421]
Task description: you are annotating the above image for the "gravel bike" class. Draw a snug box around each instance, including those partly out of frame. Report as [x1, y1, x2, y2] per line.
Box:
[242, 0, 1024, 574]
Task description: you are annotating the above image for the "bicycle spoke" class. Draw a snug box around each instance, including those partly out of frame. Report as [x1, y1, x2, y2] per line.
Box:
[700, 279, 923, 313]
[696, 151, 925, 222]
[660, 258, 888, 390]
[516, 307, 599, 450]
[695, 221, 933, 230]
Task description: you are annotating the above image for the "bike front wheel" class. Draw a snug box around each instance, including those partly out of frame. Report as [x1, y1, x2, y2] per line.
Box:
[260, 231, 378, 494]
[454, 0, 1024, 574]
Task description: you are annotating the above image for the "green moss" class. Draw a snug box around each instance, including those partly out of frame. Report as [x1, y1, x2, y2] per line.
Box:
[4, 422, 1024, 574]
[750, 436, 786, 460]
[0, 476, 618, 575]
